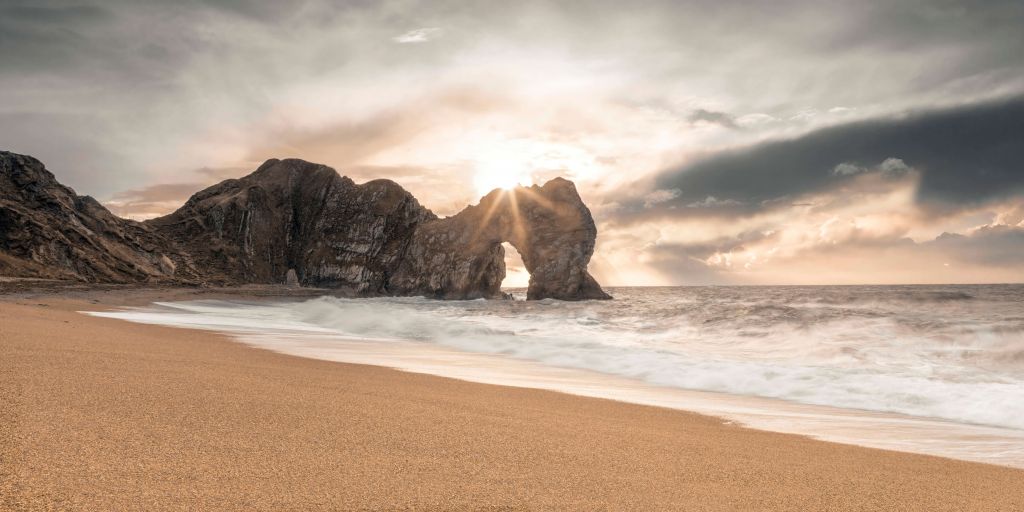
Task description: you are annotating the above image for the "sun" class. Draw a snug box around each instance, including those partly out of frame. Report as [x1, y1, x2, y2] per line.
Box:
[468, 134, 603, 197]
[472, 161, 533, 196]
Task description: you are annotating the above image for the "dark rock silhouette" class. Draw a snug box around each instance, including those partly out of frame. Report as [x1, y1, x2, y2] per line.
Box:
[0, 151, 611, 300]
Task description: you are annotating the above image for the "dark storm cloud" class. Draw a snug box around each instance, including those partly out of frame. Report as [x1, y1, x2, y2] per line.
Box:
[643, 95, 1024, 218]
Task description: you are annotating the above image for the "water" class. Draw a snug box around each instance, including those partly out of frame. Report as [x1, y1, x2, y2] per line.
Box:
[89, 284, 1024, 467]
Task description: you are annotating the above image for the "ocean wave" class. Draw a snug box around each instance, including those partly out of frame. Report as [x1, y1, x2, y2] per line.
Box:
[98, 284, 1024, 431]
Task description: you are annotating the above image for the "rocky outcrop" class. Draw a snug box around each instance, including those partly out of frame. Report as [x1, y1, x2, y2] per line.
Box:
[389, 179, 611, 300]
[0, 151, 611, 300]
[0, 151, 197, 282]
[147, 158, 435, 292]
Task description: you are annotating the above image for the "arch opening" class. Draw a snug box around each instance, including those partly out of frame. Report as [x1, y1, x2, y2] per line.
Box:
[500, 241, 530, 295]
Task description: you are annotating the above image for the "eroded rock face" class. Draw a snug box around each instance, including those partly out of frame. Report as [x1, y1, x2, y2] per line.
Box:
[390, 179, 611, 300]
[0, 151, 197, 282]
[0, 152, 611, 300]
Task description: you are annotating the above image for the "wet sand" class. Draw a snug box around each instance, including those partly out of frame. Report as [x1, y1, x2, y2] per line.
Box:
[2, 288, 1023, 511]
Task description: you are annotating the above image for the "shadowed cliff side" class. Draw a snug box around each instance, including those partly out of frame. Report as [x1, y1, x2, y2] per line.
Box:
[389, 179, 612, 300]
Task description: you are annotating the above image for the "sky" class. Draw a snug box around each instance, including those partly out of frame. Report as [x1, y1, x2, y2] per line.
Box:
[2, 0, 1023, 286]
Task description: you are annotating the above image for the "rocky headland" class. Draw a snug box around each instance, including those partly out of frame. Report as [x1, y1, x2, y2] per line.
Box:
[0, 151, 610, 300]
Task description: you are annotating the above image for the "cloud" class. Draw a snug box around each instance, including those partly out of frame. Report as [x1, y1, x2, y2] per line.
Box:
[687, 196, 743, 208]
[1, 5, 110, 24]
[103, 164, 252, 219]
[195, 165, 253, 182]
[647, 95, 1024, 218]
[992, 203, 1024, 227]
[0, 4, 111, 73]
[735, 113, 778, 127]
[625, 212, 1024, 285]
[832, 162, 864, 176]
[393, 27, 443, 44]
[928, 224, 1024, 267]
[879, 157, 910, 175]
[105, 183, 204, 220]
[5, 0, 1024, 202]
[688, 109, 738, 129]
[599, 229, 773, 285]
[595, 156, 1024, 285]
[4, 0, 1024, 286]
[832, 157, 910, 177]
[643, 188, 680, 208]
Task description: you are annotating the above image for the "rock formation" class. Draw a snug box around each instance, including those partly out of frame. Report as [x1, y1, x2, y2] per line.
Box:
[0, 151, 197, 283]
[390, 179, 611, 300]
[147, 158, 435, 292]
[0, 151, 611, 300]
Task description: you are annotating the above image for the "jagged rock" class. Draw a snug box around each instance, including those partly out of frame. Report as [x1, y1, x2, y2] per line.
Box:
[0, 151, 611, 300]
[0, 151, 197, 282]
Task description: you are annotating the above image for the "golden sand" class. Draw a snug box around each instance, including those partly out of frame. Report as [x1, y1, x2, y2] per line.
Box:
[2, 290, 1022, 510]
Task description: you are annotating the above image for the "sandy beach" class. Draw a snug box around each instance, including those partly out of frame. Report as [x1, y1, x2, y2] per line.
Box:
[2, 288, 1023, 511]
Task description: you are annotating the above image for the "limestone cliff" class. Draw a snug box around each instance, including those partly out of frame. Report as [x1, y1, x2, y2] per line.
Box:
[0, 151, 611, 300]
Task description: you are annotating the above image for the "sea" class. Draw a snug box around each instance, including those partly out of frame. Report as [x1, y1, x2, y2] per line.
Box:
[89, 284, 1024, 468]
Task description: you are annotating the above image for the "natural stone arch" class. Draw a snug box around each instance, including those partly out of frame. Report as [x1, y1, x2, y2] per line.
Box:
[389, 178, 611, 300]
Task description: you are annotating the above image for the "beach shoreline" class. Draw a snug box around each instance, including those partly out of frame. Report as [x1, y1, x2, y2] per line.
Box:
[3, 287, 1024, 510]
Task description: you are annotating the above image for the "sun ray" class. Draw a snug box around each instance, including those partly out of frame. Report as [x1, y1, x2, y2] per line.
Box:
[516, 186, 557, 212]
[508, 188, 528, 250]
[469, 189, 508, 245]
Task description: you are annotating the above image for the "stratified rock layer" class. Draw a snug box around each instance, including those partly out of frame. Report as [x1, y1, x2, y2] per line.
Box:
[0, 152, 611, 300]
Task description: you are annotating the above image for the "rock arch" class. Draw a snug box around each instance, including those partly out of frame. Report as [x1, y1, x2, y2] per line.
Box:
[389, 178, 612, 300]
